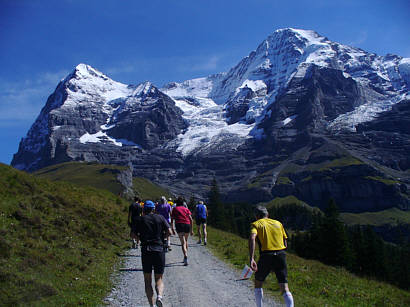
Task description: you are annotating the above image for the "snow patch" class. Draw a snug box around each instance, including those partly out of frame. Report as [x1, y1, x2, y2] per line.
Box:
[162, 77, 215, 98]
[79, 131, 140, 148]
[399, 58, 410, 85]
[329, 95, 406, 131]
[239, 80, 266, 92]
[282, 115, 297, 126]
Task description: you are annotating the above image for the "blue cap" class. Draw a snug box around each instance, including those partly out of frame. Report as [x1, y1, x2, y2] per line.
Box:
[144, 200, 155, 208]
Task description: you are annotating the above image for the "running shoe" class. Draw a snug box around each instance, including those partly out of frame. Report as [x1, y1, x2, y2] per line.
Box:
[156, 297, 163, 307]
[204, 240, 207, 246]
[183, 256, 188, 266]
[197, 240, 202, 244]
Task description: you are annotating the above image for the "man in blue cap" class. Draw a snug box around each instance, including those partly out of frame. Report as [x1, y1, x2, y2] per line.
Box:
[134, 200, 172, 307]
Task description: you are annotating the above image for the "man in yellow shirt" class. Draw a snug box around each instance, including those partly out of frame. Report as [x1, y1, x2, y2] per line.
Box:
[249, 206, 294, 307]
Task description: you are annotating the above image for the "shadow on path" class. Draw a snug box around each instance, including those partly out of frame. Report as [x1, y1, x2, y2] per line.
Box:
[165, 262, 186, 267]
[119, 268, 144, 272]
[116, 253, 141, 258]
[171, 243, 201, 248]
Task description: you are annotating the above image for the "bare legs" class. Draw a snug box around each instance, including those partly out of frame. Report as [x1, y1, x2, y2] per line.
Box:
[202, 223, 207, 243]
[178, 232, 189, 257]
[197, 223, 202, 241]
[196, 223, 207, 243]
[254, 280, 293, 307]
[130, 231, 139, 248]
[143, 273, 164, 307]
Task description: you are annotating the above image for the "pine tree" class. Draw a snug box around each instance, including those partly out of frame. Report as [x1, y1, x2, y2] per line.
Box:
[318, 199, 354, 268]
[208, 178, 225, 228]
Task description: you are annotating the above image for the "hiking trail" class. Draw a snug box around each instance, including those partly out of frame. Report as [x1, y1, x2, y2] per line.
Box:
[104, 235, 282, 307]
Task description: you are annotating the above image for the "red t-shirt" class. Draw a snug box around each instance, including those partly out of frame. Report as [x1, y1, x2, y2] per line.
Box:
[171, 206, 192, 225]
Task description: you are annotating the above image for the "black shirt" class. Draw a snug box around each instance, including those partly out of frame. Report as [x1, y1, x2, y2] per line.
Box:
[135, 214, 170, 251]
[129, 202, 142, 224]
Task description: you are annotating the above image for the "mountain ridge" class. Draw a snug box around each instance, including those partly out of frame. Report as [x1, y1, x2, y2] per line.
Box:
[11, 28, 410, 211]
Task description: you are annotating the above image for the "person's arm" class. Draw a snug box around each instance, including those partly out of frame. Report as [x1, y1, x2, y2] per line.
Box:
[249, 233, 258, 272]
[205, 205, 208, 218]
[162, 217, 173, 237]
[170, 213, 176, 235]
[282, 224, 288, 248]
[189, 213, 194, 236]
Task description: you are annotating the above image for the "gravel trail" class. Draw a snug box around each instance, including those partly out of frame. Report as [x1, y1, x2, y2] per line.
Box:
[104, 235, 281, 307]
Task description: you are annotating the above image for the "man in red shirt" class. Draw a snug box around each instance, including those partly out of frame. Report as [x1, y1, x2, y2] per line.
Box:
[171, 196, 194, 265]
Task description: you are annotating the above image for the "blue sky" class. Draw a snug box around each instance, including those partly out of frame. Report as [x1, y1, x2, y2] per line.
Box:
[1, 0, 409, 165]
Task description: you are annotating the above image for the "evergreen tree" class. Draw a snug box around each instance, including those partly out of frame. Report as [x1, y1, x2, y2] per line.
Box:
[207, 178, 225, 228]
[317, 199, 354, 268]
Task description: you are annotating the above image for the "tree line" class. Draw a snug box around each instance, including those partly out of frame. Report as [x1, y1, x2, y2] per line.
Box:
[291, 199, 409, 290]
[203, 179, 409, 290]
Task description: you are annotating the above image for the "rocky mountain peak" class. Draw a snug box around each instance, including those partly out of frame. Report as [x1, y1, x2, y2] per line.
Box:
[130, 81, 158, 98]
[11, 29, 410, 211]
[72, 63, 109, 81]
[260, 28, 327, 54]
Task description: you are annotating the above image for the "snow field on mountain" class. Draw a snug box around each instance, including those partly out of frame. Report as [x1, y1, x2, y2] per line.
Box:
[170, 97, 254, 156]
[328, 93, 408, 131]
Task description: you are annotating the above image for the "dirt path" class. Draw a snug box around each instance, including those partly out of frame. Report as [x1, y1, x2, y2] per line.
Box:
[104, 235, 281, 307]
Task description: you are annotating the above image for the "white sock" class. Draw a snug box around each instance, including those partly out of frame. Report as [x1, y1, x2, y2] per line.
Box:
[283, 291, 294, 307]
[254, 288, 263, 307]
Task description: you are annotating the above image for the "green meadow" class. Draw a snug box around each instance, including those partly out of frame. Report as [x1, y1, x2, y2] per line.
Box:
[202, 225, 410, 307]
[0, 163, 130, 306]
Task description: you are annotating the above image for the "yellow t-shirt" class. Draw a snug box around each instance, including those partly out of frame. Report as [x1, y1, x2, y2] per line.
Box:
[250, 218, 287, 251]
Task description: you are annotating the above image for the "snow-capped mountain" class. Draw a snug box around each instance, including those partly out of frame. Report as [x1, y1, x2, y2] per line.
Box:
[12, 28, 410, 212]
[163, 28, 409, 131]
[12, 64, 186, 171]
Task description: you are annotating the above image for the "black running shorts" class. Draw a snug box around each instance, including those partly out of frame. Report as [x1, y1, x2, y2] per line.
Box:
[131, 221, 139, 235]
[255, 250, 288, 283]
[175, 223, 190, 234]
[141, 250, 165, 274]
[195, 217, 207, 225]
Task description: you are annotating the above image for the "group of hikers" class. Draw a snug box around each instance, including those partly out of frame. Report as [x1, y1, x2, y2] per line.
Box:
[127, 196, 208, 306]
[127, 196, 294, 307]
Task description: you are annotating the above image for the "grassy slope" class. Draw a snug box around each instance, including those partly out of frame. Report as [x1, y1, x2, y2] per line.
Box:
[0, 163, 130, 306]
[133, 177, 172, 201]
[264, 195, 410, 230]
[264, 195, 317, 211]
[34, 162, 127, 195]
[340, 208, 410, 226]
[34, 161, 172, 201]
[202, 226, 410, 307]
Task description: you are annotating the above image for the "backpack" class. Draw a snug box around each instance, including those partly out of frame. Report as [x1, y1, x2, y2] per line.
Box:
[196, 204, 207, 219]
